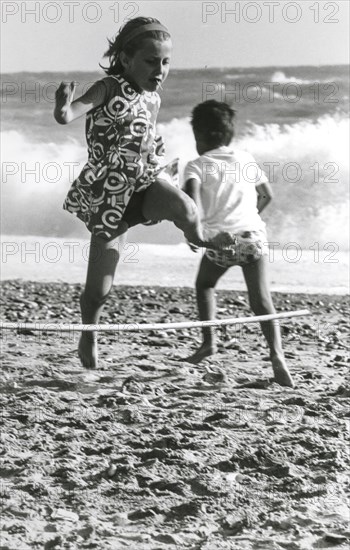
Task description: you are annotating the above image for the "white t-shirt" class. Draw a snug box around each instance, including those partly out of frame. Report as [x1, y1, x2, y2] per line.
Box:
[184, 146, 267, 238]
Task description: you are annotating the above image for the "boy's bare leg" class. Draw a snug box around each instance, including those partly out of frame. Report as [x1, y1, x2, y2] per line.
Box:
[242, 257, 294, 388]
[185, 255, 229, 364]
[78, 232, 124, 368]
[142, 179, 212, 247]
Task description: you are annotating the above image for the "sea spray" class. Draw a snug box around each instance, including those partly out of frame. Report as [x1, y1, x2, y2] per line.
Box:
[2, 64, 349, 249]
[144, 115, 349, 249]
[1, 115, 349, 248]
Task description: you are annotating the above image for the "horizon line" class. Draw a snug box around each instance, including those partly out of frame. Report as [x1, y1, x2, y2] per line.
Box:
[1, 62, 349, 75]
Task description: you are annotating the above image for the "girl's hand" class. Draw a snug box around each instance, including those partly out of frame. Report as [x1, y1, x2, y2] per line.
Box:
[55, 81, 77, 108]
[186, 239, 199, 253]
[209, 232, 236, 250]
[54, 80, 106, 125]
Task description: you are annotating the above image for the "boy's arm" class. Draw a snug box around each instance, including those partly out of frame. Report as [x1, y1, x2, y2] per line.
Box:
[54, 80, 106, 124]
[256, 182, 273, 213]
[184, 178, 201, 206]
[184, 178, 202, 251]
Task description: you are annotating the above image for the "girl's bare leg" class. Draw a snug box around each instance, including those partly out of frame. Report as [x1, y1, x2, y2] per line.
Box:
[242, 256, 294, 387]
[185, 255, 229, 364]
[78, 232, 124, 368]
[142, 179, 210, 246]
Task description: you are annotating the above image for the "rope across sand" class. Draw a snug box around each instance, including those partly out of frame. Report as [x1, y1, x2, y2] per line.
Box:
[0, 309, 310, 333]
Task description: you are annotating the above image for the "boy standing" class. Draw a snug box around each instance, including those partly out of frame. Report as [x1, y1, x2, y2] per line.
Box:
[183, 100, 293, 387]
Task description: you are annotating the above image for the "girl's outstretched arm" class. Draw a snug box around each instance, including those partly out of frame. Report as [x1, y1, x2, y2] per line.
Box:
[54, 80, 107, 124]
[256, 182, 273, 213]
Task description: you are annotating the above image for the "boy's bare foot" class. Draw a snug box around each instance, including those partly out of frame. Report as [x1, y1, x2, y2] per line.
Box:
[78, 333, 98, 369]
[271, 354, 294, 388]
[184, 342, 218, 364]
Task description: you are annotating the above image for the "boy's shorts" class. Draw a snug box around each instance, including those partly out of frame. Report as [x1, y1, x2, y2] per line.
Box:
[205, 229, 269, 268]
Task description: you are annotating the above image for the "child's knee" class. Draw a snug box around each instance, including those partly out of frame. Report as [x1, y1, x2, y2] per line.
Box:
[81, 288, 110, 308]
[249, 293, 273, 314]
[174, 192, 197, 223]
[196, 279, 215, 294]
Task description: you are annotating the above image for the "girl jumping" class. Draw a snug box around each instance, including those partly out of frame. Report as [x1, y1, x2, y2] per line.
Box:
[54, 17, 224, 369]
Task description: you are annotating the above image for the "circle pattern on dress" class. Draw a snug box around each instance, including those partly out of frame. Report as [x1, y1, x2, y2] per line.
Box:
[63, 74, 163, 240]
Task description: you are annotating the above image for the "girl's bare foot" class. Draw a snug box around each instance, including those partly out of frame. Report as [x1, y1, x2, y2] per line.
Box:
[78, 332, 98, 369]
[271, 354, 294, 388]
[187, 231, 237, 250]
[184, 342, 218, 364]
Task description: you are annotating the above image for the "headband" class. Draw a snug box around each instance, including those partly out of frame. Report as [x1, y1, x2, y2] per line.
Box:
[122, 23, 170, 48]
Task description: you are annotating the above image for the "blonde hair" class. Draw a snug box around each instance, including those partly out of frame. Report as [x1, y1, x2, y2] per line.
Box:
[101, 17, 171, 75]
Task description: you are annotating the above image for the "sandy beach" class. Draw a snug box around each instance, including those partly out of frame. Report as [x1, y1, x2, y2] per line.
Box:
[2, 236, 349, 295]
[0, 280, 349, 549]
[1, 2, 349, 545]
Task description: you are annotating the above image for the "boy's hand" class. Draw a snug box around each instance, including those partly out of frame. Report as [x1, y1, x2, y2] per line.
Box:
[55, 81, 77, 107]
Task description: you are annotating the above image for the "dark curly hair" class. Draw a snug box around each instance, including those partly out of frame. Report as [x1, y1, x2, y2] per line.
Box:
[191, 100, 235, 148]
[100, 17, 171, 75]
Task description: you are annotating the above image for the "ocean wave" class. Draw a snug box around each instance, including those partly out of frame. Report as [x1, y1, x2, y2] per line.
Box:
[157, 113, 349, 172]
[1, 130, 86, 193]
[3, 115, 347, 189]
[224, 73, 257, 80]
[270, 70, 315, 85]
[237, 114, 349, 167]
[268, 70, 346, 85]
[3, 114, 348, 188]
[1, 114, 349, 248]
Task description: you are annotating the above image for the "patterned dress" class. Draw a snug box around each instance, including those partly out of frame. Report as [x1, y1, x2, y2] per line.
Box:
[63, 74, 164, 240]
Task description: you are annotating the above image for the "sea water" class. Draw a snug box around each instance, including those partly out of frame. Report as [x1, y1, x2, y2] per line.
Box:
[1, 66, 349, 292]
